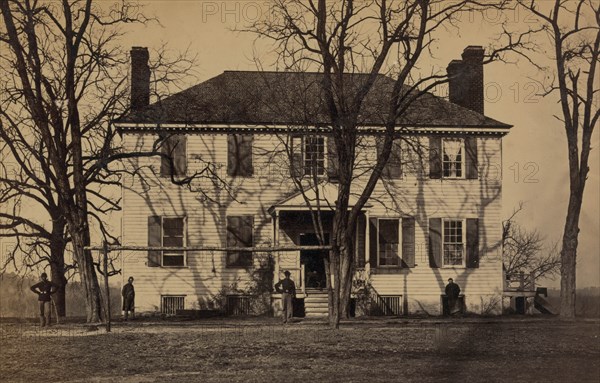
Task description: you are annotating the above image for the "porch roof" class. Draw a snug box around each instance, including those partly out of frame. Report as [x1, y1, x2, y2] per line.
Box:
[268, 183, 371, 215]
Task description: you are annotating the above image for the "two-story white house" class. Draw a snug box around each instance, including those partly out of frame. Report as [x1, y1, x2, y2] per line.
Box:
[114, 46, 511, 317]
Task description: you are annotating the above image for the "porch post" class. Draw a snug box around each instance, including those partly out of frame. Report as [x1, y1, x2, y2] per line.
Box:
[273, 211, 280, 283]
[365, 210, 370, 275]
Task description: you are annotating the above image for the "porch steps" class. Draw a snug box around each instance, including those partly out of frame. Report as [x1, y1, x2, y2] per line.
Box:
[304, 291, 329, 318]
[534, 295, 556, 315]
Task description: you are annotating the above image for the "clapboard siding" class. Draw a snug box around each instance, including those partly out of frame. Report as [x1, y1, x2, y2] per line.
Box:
[121, 132, 503, 313]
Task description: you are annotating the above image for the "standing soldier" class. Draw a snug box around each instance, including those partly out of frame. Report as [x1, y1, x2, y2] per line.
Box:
[445, 278, 461, 315]
[274, 270, 296, 323]
[30, 272, 59, 327]
[122, 276, 135, 320]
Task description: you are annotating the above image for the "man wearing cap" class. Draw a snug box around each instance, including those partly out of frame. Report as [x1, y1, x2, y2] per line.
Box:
[122, 276, 136, 320]
[274, 270, 296, 323]
[445, 278, 461, 315]
[30, 272, 59, 327]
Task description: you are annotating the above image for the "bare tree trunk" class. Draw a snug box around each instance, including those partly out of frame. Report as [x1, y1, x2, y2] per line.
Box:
[559, 193, 583, 318]
[328, 247, 341, 329]
[50, 246, 67, 317]
[339, 242, 354, 319]
[70, 225, 103, 322]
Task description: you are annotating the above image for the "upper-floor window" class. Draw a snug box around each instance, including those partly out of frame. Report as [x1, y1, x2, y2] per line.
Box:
[160, 134, 187, 177]
[304, 135, 325, 176]
[147, 216, 186, 267]
[227, 134, 253, 177]
[226, 215, 254, 268]
[291, 135, 326, 177]
[443, 219, 465, 266]
[442, 138, 464, 178]
[429, 136, 478, 180]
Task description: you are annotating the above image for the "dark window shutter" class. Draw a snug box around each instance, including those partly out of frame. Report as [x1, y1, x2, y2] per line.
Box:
[291, 135, 303, 178]
[160, 135, 186, 177]
[402, 217, 416, 268]
[327, 136, 338, 180]
[356, 215, 366, 268]
[465, 136, 478, 179]
[160, 135, 171, 177]
[240, 216, 254, 247]
[226, 216, 239, 247]
[429, 136, 442, 179]
[388, 141, 403, 179]
[369, 218, 378, 268]
[147, 216, 162, 267]
[228, 135, 253, 177]
[227, 135, 237, 176]
[375, 137, 384, 175]
[466, 218, 479, 268]
[240, 135, 253, 176]
[428, 218, 442, 268]
[173, 135, 187, 176]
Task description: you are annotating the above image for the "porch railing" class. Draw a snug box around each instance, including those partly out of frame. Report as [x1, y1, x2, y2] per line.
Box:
[504, 271, 536, 292]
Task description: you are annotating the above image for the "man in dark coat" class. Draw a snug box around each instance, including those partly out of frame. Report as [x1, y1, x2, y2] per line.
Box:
[30, 272, 59, 327]
[445, 278, 461, 315]
[122, 276, 135, 320]
[274, 270, 296, 323]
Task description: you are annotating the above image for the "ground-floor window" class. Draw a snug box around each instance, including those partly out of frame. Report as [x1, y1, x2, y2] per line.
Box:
[378, 219, 400, 266]
[443, 219, 465, 266]
[226, 216, 254, 267]
[147, 216, 186, 267]
[368, 217, 416, 269]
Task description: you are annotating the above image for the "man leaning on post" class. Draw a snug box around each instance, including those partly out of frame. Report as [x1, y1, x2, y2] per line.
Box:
[274, 270, 296, 323]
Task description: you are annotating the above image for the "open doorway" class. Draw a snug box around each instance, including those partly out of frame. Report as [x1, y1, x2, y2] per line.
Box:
[299, 233, 329, 290]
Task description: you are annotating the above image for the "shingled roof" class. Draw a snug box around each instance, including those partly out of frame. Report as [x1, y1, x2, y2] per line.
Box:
[116, 71, 511, 129]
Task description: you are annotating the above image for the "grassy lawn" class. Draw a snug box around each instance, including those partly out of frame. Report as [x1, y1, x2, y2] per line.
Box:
[1, 317, 598, 383]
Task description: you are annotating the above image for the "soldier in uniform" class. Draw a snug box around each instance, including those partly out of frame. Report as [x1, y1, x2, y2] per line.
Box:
[274, 270, 296, 323]
[122, 276, 136, 320]
[445, 278, 461, 315]
[30, 272, 59, 327]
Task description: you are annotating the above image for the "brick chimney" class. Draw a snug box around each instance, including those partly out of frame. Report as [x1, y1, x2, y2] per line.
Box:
[130, 47, 150, 111]
[446, 46, 485, 114]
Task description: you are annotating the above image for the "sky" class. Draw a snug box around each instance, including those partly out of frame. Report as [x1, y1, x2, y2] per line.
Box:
[114, 1, 599, 288]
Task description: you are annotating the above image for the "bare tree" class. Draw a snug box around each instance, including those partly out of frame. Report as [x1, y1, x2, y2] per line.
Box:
[500, 0, 599, 317]
[0, 154, 71, 315]
[246, 0, 511, 328]
[0, 0, 196, 322]
[502, 204, 561, 287]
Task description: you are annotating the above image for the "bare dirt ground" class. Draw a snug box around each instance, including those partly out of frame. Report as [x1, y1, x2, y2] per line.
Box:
[1, 317, 598, 383]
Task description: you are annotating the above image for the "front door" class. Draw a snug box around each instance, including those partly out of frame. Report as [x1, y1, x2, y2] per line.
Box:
[300, 233, 328, 289]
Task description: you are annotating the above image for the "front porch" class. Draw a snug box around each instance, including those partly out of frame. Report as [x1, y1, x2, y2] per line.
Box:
[268, 184, 372, 300]
[502, 271, 555, 314]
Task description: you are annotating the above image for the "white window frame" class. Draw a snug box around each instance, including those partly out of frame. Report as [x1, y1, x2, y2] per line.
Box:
[303, 135, 327, 177]
[442, 218, 466, 267]
[442, 138, 465, 179]
[375, 218, 402, 268]
[161, 216, 187, 267]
